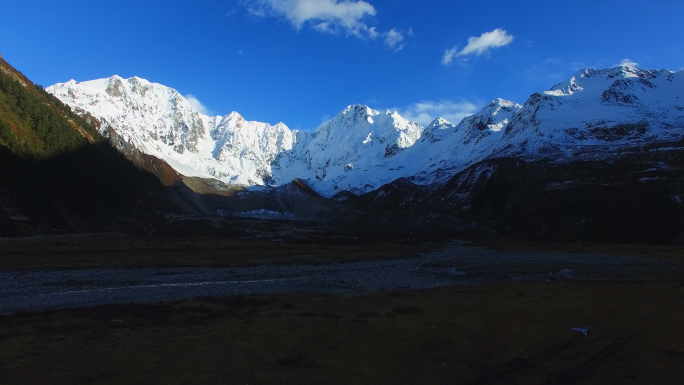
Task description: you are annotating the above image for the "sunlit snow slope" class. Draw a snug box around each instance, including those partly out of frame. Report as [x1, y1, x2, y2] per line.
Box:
[47, 66, 684, 197]
[47, 76, 294, 186]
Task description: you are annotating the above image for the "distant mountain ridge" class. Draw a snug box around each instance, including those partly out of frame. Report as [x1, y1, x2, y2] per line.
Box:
[47, 66, 684, 197]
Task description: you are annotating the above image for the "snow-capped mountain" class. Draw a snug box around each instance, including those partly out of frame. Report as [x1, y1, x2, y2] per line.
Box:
[47, 76, 295, 186]
[500, 66, 684, 157]
[47, 76, 432, 195]
[274, 98, 524, 195]
[392, 98, 522, 185]
[271, 105, 424, 194]
[47, 65, 684, 198]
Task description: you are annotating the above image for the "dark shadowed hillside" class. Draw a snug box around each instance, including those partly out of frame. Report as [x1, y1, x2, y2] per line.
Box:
[343, 144, 684, 244]
[0, 56, 170, 236]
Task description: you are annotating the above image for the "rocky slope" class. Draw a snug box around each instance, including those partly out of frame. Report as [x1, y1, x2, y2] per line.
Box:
[346, 140, 684, 243]
[499, 66, 684, 158]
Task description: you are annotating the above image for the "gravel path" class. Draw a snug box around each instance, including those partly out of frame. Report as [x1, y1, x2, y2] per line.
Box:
[0, 243, 677, 314]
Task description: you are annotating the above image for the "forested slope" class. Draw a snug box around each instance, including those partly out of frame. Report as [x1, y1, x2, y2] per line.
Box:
[0, 55, 166, 236]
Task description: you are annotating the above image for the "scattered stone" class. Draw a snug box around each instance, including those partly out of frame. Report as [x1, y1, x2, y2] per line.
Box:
[445, 267, 467, 276]
[571, 327, 590, 336]
[556, 269, 576, 279]
[0, 243, 659, 314]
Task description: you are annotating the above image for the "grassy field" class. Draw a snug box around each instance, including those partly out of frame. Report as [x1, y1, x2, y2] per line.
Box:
[2, 236, 683, 384]
[0, 236, 430, 270]
[475, 239, 684, 263]
[0, 276, 683, 384]
[2, 235, 684, 271]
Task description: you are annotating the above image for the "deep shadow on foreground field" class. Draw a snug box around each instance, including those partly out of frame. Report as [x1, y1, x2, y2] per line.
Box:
[1, 235, 684, 271]
[1, 274, 683, 385]
[475, 240, 684, 264]
[0, 236, 430, 270]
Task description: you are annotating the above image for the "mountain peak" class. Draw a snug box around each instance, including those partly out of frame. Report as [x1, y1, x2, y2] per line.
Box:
[545, 65, 671, 98]
[226, 111, 243, 120]
[478, 99, 522, 116]
[490, 98, 518, 106]
[341, 104, 378, 118]
[427, 117, 453, 129]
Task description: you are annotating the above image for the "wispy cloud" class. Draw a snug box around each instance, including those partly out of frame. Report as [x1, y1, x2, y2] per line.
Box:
[526, 57, 591, 83]
[442, 28, 514, 65]
[614, 58, 638, 68]
[185, 94, 212, 115]
[242, 0, 408, 50]
[384, 28, 405, 51]
[441, 48, 459, 66]
[394, 100, 480, 127]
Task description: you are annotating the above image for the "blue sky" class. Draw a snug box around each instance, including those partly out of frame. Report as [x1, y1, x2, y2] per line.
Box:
[2, 0, 683, 130]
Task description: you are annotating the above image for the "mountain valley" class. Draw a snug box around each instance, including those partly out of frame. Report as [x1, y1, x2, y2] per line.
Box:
[0, 54, 682, 243]
[37, 64, 684, 243]
[3, 14, 684, 385]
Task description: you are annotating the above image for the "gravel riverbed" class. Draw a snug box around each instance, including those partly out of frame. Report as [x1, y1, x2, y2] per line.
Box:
[0, 243, 676, 314]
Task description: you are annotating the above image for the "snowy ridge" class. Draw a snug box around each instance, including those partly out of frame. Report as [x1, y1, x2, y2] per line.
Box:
[271, 105, 425, 195]
[47, 76, 295, 186]
[395, 98, 523, 185]
[501, 66, 684, 157]
[47, 66, 684, 197]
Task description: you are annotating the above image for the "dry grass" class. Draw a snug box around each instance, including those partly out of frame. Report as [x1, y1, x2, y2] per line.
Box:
[0, 276, 682, 384]
[0, 236, 430, 270]
[475, 239, 684, 263]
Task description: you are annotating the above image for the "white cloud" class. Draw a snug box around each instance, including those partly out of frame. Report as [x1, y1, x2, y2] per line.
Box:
[395, 100, 480, 127]
[442, 28, 514, 65]
[245, 3, 267, 17]
[185, 94, 212, 115]
[243, 0, 409, 50]
[244, 0, 376, 37]
[458, 29, 514, 56]
[384, 28, 405, 51]
[615, 58, 638, 68]
[441, 47, 459, 66]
